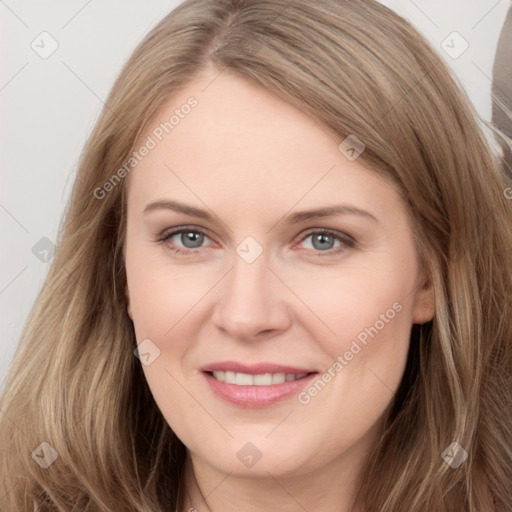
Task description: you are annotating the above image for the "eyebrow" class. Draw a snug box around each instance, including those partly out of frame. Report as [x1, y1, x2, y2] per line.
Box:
[143, 199, 378, 224]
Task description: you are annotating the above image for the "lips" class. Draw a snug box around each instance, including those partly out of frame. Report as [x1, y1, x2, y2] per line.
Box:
[200, 361, 318, 408]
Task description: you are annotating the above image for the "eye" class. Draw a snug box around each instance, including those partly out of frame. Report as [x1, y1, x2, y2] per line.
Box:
[157, 226, 355, 257]
[157, 226, 213, 256]
[296, 229, 355, 256]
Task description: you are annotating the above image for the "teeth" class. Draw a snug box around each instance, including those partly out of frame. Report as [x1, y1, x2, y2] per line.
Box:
[235, 372, 254, 385]
[212, 371, 308, 385]
[254, 373, 273, 385]
[272, 372, 286, 384]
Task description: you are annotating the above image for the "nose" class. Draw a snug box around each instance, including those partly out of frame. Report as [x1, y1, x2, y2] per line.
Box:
[212, 251, 292, 342]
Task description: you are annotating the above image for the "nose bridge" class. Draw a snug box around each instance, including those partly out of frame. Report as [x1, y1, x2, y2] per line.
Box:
[230, 246, 270, 297]
[213, 241, 290, 339]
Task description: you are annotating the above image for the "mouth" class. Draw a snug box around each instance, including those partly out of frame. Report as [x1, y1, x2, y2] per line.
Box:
[200, 362, 318, 407]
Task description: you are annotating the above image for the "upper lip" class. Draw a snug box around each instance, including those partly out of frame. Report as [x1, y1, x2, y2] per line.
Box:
[200, 361, 317, 375]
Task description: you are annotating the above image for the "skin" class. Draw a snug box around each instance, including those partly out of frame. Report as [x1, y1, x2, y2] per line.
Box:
[124, 65, 435, 512]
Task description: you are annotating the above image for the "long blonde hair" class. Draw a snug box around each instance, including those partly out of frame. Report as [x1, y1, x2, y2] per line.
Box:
[1, 1, 511, 510]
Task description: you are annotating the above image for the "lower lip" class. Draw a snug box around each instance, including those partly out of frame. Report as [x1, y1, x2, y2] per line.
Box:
[203, 372, 318, 408]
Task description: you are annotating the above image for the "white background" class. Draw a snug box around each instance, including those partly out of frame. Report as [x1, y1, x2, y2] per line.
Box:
[1, 0, 510, 389]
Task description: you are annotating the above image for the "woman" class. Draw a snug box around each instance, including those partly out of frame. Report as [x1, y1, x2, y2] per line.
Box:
[1, 0, 511, 510]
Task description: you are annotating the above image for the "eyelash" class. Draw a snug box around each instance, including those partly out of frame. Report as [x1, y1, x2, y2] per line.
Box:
[156, 225, 356, 258]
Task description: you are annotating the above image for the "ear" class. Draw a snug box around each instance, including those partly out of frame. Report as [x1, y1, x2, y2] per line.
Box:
[125, 283, 133, 320]
[412, 275, 435, 324]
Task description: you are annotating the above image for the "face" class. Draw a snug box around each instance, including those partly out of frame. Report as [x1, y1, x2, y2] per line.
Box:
[124, 66, 435, 479]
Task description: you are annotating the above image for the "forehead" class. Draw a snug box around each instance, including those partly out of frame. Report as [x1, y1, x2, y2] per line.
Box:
[125, 69, 397, 220]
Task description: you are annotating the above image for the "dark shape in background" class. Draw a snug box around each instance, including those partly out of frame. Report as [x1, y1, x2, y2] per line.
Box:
[492, 5, 512, 179]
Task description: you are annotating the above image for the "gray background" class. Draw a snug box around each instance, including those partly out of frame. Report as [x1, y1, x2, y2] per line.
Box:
[1, 0, 510, 390]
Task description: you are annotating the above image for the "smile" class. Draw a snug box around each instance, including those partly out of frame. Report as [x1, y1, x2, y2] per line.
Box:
[211, 371, 309, 385]
[200, 362, 318, 407]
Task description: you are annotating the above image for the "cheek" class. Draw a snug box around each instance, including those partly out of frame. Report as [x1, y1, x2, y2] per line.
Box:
[126, 257, 217, 442]
[293, 255, 416, 405]
[295, 278, 412, 449]
[126, 244, 217, 343]
[289, 259, 414, 354]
